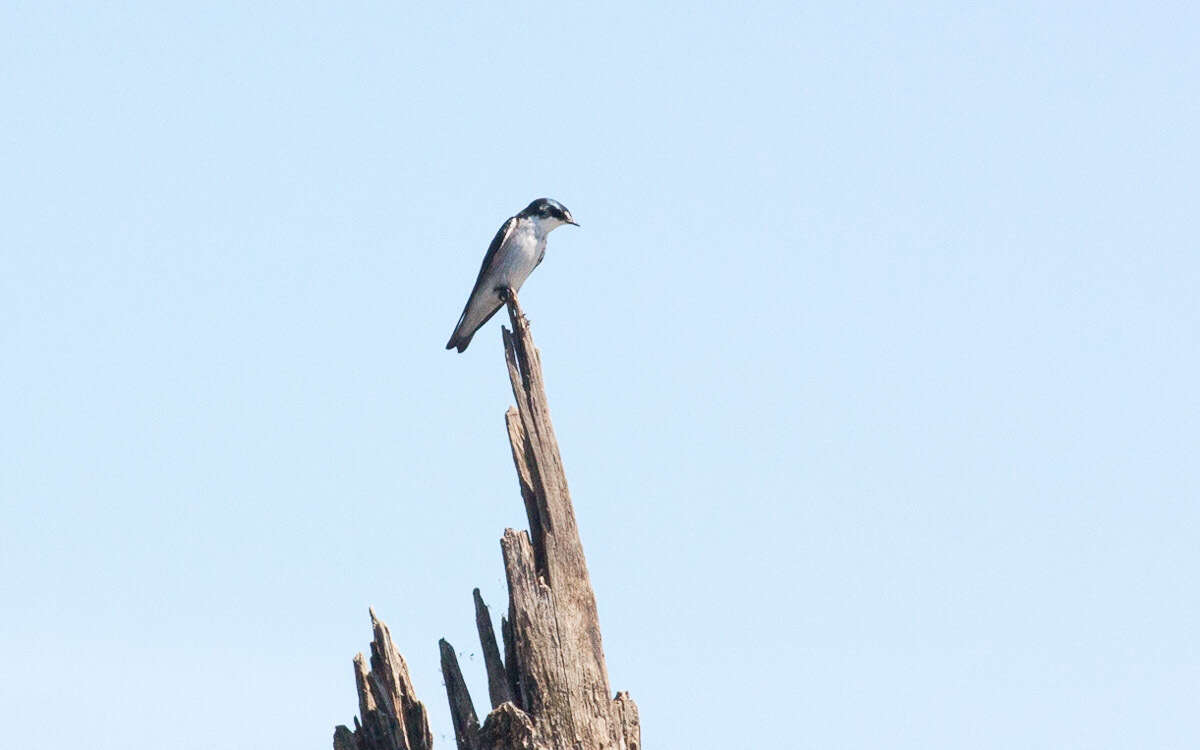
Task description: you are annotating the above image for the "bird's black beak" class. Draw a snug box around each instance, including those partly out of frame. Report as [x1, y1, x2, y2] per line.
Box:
[566, 216, 579, 226]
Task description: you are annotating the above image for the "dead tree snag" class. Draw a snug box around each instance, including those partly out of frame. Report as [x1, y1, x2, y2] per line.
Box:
[334, 292, 640, 750]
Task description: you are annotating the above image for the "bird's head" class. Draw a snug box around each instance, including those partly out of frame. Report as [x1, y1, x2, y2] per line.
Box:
[520, 198, 579, 230]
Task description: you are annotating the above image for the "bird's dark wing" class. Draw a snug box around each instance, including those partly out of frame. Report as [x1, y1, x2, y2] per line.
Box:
[470, 216, 517, 293]
[445, 216, 517, 352]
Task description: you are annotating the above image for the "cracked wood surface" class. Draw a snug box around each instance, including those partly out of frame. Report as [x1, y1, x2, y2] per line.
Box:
[334, 609, 433, 750]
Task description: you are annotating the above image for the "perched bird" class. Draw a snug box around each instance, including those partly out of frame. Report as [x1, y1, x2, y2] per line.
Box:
[446, 198, 578, 353]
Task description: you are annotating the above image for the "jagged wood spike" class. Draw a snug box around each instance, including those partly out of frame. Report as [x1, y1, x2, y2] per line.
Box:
[369, 609, 433, 750]
[370, 607, 420, 707]
[353, 653, 375, 722]
[500, 615, 522, 712]
[499, 291, 640, 749]
[473, 588, 513, 709]
[336, 611, 433, 750]
[439, 638, 480, 750]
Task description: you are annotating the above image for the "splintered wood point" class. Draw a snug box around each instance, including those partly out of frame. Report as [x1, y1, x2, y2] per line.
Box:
[335, 609, 433, 750]
[474, 588, 514, 710]
[440, 638, 480, 750]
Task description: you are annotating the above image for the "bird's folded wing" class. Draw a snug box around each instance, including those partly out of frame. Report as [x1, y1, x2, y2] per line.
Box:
[468, 216, 518, 296]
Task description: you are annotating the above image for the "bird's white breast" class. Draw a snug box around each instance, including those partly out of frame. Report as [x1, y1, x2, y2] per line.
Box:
[488, 218, 546, 290]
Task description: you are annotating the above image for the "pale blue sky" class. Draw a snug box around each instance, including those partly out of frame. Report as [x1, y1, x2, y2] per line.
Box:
[2, 2, 1197, 748]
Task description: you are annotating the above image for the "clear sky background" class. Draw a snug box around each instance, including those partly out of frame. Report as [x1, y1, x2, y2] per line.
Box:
[2, 2, 1197, 748]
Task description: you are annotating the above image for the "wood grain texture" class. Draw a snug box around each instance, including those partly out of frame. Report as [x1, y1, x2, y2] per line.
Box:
[478, 703, 540, 750]
[333, 610, 433, 750]
[474, 588, 514, 709]
[439, 639, 480, 750]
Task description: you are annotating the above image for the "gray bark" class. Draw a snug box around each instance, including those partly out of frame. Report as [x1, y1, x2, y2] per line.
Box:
[334, 291, 639, 750]
[333, 609, 433, 750]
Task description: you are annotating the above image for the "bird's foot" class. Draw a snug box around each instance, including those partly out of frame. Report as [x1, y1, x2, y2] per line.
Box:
[495, 286, 525, 327]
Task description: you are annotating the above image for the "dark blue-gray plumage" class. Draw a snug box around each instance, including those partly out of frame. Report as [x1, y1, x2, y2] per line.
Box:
[446, 198, 578, 353]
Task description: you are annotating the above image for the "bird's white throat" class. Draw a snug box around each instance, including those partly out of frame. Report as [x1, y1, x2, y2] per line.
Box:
[528, 214, 567, 237]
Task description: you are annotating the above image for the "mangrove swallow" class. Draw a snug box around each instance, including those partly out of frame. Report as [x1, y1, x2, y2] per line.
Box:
[445, 198, 578, 353]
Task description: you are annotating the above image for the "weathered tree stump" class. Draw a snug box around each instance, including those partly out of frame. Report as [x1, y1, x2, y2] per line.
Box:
[333, 292, 640, 750]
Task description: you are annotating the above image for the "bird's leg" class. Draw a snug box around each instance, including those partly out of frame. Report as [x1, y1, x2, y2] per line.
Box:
[495, 286, 525, 328]
[495, 286, 519, 308]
